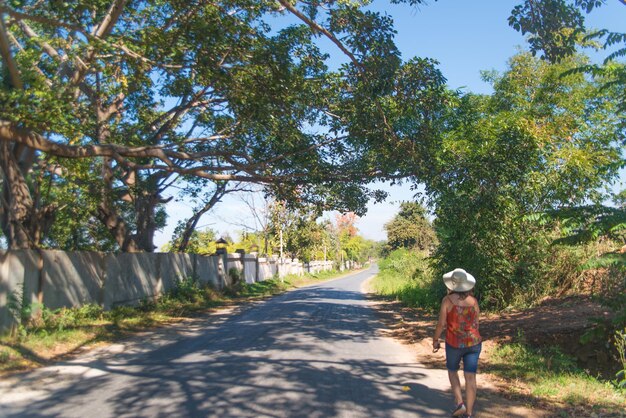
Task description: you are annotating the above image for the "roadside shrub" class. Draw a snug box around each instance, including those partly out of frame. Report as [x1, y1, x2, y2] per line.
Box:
[0, 348, 10, 363]
[281, 269, 340, 288]
[169, 276, 205, 303]
[228, 268, 241, 285]
[29, 304, 105, 332]
[6, 289, 44, 329]
[615, 328, 626, 389]
[373, 249, 442, 312]
[434, 224, 623, 311]
[108, 306, 137, 324]
[155, 275, 222, 316]
[578, 251, 626, 383]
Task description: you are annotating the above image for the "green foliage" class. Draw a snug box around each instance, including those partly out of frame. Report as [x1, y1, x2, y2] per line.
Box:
[234, 231, 267, 255]
[6, 289, 28, 325]
[280, 269, 343, 288]
[509, 0, 588, 62]
[321, 212, 377, 264]
[153, 276, 223, 316]
[372, 249, 442, 311]
[261, 203, 376, 264]
[550, 204, 626, 247]
[493, 342, 579, 377]
[284, 210, 329, 262]
[26, 304, 105, 333]
[35, 157, 120, 252]
[0, 348, 10, 363]
[1, 0, 449, 250]
[580, 263, 626, 345]
[340, 234, 377, 263]
[384, 201, 437, 252]
[547, 195, 626, 357]
[615, 328, 626, 388]
[425, 51, 623, 309]
[165, 228, 218, 255]
[228, 268, 241, 286]
[167, 276, 205, 304]
[228, 279, 289, 299]
[510, 0, 626, 111]
[582, 252, 626, 270]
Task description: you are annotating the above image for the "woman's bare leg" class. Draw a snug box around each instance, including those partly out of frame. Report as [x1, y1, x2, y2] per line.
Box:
[464, 372, 477, 415]
[448, 370, 463, 406]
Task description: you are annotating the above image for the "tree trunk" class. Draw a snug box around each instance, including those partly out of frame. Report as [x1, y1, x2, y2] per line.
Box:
[176, 183, 228, 253]
[0, 143, 51, 249]
[0, 146, 32, 248]
[132, 193, 159, 252]
[95, 158, 141, 252]
[95, 201, 140, 253]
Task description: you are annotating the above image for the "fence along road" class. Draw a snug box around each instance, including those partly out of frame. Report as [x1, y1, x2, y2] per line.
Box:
[0, 265, 453, 417]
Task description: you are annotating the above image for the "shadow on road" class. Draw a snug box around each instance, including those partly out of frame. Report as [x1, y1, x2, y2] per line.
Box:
[2, 274, 538, 417]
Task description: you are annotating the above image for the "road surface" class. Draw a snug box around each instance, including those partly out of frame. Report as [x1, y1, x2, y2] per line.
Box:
[0, 266, 454, 417]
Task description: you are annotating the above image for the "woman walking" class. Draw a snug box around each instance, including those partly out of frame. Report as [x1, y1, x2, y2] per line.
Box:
[433, 268, 482, 418]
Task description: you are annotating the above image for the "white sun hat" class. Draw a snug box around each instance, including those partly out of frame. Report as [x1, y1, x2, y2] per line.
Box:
[443, 268, 476, 292]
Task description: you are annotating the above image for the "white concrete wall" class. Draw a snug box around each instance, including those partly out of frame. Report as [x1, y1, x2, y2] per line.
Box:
[40, 250, 105, 310]
[0, 250, 39, 332]
[257, 258, 274, 281]
[0, 249, 338, 333]
[103, 253, 160, 309]
[196, 255, 221, 289]
[243, 254, 257, 284]
[158, 253, 194, 292]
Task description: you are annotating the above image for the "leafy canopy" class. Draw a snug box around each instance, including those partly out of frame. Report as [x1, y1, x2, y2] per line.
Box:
[425, 51, 624, 308]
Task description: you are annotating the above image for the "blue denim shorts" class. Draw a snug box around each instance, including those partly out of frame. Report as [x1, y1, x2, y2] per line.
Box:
[445, 342, 482, 373]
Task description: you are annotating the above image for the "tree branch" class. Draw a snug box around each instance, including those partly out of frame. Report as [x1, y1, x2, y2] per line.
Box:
[277, 0, 363, 71]
[0, 10, 22, 88]
[92, 0, 127, 38]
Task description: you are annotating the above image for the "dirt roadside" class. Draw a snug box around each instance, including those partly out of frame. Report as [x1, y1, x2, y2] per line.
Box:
[367, 298, 553, 417]
[362, 278, 621, 418]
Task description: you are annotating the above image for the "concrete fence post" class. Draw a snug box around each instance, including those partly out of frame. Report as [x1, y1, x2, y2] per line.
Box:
[236, 249, 245, 284]
[215, 250, 227, 288]
[255, 254, 259, 283]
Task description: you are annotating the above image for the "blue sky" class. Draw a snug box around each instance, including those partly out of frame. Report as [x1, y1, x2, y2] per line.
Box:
[154, 0, 626, 248]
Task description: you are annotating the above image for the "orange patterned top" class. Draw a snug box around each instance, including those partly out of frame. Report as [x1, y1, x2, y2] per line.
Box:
[446, 301, 481, 348]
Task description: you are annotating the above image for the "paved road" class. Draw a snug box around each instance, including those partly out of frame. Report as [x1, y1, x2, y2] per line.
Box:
[0, 266, 453, 418]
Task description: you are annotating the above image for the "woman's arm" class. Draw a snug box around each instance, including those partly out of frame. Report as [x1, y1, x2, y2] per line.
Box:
[473, 296, 480, 330]
[433, 297, 449, 350]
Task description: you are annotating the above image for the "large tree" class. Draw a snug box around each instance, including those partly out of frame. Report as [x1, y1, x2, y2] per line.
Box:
[0, 0, 447, 250]
[426, 52, 624, 308]
[509, 0, 626, 108]
[509, 0, 626, 258]
[384, 201, 436, 252]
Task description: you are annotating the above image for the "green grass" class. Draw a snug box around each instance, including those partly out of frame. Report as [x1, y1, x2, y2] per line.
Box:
[283, 268, 347, 288]
[226, 269, 347, 297]
[227, 278, 290, 298]
[371, 249, 442, 312]
[486, 342, 626, 413]
[0, 284, 227, 374]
